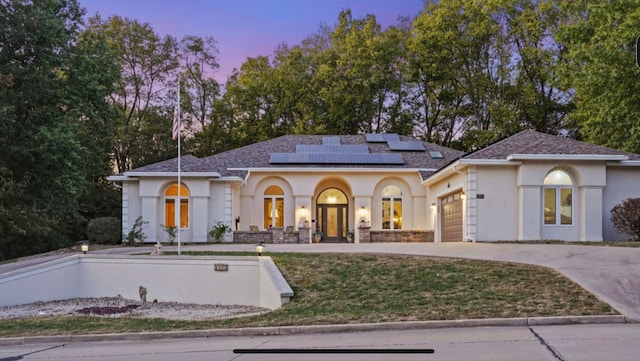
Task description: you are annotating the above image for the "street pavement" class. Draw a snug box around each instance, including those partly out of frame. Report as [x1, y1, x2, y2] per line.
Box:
[1, 323, 639, 360]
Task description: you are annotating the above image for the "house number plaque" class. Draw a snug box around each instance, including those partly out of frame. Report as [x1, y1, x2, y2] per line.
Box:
[214, 263, 229, 272]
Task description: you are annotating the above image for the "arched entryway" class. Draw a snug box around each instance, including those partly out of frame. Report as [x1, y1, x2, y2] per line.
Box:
[316, 188, 349, 242]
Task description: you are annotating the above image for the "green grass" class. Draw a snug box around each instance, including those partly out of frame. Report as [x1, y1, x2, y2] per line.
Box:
[0, 252, 617, 337]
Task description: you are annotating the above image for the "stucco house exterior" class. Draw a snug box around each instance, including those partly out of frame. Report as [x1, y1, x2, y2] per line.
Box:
[108, 130, 640, 243]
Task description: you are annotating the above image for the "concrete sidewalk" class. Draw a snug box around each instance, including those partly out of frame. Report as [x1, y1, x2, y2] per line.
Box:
[2, 242, 639, 322]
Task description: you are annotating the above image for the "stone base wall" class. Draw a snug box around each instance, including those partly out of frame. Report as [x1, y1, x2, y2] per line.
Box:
[233, 230, 302, 244]
[367, 230, 434, 243]
[234, 229, 434, 243]
[233, 231, 273, 244]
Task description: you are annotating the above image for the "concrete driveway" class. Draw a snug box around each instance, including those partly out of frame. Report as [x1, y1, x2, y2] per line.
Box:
[3, 242, 639, 321]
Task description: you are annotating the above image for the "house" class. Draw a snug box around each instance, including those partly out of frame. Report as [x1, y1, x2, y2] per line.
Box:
[424, 130, 640, 242]
[108, 130, 640, 243]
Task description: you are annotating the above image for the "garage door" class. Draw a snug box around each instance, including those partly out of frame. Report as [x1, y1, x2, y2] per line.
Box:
[441, 192, 463, 242]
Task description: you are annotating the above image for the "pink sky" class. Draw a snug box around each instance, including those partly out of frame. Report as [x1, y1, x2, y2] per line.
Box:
[80, 0, 424, 83]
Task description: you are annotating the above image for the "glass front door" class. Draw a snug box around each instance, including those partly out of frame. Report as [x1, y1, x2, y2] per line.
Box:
[316, 188, 349, 243]
[317, 204, 347, 242]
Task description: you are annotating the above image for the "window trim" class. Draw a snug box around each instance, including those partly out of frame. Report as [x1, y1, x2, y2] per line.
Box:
[542, 170, 573, 227]
[164, 184, 190, 230]
[264, 186, 285, 229]
[381, 185, 403, 230]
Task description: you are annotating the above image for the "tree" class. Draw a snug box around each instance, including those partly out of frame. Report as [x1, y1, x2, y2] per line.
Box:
[86, 15, 180, 173]
[555, 1, 640, 153]
[0, 0, 118, 260]
[179, 35, 221, 133]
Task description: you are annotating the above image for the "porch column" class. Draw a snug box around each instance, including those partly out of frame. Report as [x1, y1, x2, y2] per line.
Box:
[580, 186, 603, 242]
[140, 196, 158, 242]
[353, 196, 371, 244]
[518, 185, 541, 241]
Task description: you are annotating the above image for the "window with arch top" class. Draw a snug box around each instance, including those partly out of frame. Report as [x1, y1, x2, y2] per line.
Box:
[543, 170, 572, 225]
[382, 185, 402, 229]
[264, 185, 284, 229]
[165, 184, 189, 229]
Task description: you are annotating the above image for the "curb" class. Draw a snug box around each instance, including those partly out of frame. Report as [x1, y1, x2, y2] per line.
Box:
[0, 315, 628, 346]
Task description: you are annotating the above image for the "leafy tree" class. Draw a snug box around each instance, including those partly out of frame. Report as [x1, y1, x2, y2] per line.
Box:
[0, 0, 117, 260]
[555, 1, 640, 153]
[86, 15, 180, 173]
[179, 36, 221, 133]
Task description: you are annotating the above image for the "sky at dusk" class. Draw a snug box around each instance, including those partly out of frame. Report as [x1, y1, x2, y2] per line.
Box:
[79, 0, 425, 83]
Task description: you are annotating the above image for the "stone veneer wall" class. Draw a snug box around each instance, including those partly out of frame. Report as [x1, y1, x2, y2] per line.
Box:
[234, 229, 433, 243]
[364, 230, 434, 243]
[233, 230, 302, 244]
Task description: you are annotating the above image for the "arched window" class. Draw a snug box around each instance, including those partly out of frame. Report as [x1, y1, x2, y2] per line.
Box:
[543, 170, 572, 225]
[264, 186, 284, 229]
[165, 184, 189, 229]
[382, 185, 402, 229]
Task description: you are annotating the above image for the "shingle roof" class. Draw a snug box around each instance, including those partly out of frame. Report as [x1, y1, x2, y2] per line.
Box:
[126, 134, 464, 180]
[463, 130, 640, 160]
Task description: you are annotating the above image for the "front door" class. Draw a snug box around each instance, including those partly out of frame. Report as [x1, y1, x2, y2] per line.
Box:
[317, 204, 347, 242]
[316, 188, 349, 242]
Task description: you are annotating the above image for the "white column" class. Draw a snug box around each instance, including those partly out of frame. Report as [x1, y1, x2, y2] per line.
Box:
[518, 185, 541, 241]
[580, 186, 603, 242]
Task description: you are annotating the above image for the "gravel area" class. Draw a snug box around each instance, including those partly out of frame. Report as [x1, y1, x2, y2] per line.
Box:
[0, 297, 270, 321]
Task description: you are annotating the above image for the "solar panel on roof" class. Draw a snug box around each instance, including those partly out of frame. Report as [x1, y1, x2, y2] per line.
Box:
[270, 153, 404, 164]
[296, 144, 369, 154]
[365, 133, 386, 142]
[382, 133, 400, 142]
[365, 133, 401, 143]
[322, 136, 341, 145]
[388, 141, 425, 151]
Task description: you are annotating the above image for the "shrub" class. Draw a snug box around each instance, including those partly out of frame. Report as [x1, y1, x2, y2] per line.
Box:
[125, 216, 148, 245]
[87, 217, 121, 244]
[209, 221, 231, 243]
[162, 225, 178, 244]
[610, 198, 640, 241]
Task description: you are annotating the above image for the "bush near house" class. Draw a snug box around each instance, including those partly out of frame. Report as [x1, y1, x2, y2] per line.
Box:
[611, 198, 640, 241]
[86, 217, 121, 244]
[209, 221, 232, 242]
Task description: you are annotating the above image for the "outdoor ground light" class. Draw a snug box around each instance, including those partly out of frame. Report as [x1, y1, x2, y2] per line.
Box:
[256, 242, 265, 256]
[81, 244, 89, 254]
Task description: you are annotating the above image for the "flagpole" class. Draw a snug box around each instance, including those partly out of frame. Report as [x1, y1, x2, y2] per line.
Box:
[176, 84, 181, 255]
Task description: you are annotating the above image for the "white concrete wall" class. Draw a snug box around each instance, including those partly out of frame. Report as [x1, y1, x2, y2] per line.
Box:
[603, 167, 640, 241]
[0, 255, 293, 309]
[475, 167, 519, 241]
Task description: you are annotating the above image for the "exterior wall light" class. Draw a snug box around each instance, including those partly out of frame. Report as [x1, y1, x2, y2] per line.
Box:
[300, 206, 306, 218]
[256, 242, 265, 256]
[359, 206, 366, 219]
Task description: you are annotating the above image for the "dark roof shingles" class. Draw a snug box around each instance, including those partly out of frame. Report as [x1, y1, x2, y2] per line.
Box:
[464, 130, 640, 160]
